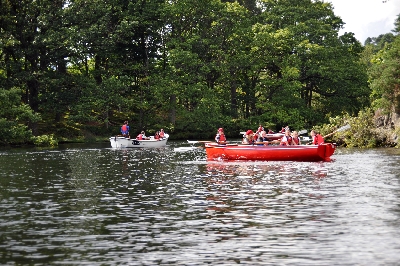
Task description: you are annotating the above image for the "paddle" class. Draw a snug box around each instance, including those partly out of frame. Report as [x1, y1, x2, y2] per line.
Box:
[298, 129, 307, 135]
[323, 124, 351, 138]
[187, 140, 212, 144]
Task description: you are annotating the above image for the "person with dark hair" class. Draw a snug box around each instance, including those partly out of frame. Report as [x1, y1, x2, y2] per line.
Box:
[215, 128, 226, 144]
[121, 121, 130, 138]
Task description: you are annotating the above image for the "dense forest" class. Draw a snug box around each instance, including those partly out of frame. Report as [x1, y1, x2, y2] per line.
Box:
[0, 0, 399, 147]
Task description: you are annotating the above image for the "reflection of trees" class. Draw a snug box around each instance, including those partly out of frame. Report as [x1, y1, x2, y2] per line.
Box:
[203, 162, 330, 220]
[67, 150, 104, 214]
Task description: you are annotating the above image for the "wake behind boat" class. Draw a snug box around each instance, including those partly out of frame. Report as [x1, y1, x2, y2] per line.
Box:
[205, 142, 336, 162]
[110, 134, 169, 148]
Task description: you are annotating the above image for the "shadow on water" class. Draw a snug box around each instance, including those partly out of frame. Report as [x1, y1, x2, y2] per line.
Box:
[0, 142, 400, 265]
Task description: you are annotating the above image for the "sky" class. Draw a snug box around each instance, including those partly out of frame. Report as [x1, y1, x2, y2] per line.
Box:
[327, 0, 400, 43]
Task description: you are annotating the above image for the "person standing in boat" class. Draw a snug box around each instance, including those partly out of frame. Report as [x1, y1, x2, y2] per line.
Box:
[280, 130, 293, 146]
[291, 131, 301, 145]
[242, 130, 255, 145]
[310, 130, 324, 145]
[215, 128, 226, 144]
[121, 121, 130, 138]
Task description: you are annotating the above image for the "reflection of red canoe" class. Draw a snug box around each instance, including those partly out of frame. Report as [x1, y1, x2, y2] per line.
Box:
[205, 143, 336, 162]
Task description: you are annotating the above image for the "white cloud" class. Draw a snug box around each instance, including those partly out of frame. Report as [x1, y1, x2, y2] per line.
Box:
[327, 0, 400, 43]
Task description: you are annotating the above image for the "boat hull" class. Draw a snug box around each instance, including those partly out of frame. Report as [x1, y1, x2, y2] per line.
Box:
[110, 134, 169, 148]
[205, 143, 336, 162]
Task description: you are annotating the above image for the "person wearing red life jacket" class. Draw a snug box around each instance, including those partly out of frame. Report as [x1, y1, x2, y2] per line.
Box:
[215, 128, 226, 144]
[257, 124, 264, 133]
[242, 130, 255, 145]
[310, 130, 324, 145]
[280, 130, 293, 146]
[121, 121, 130, 137]
[154, 131, 160, 140]
[136, 131, 146, 140]
[159, 129, 165, 138]
[291, 131, 301, 145]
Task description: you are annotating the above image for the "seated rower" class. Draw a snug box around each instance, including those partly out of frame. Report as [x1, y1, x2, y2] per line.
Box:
[137, 131, 150, 140]
[257, 130, 271, 145]
[154, 131, 160, 140]
[310, 130, 324, 145]
[291, 131, 301, 145]
[215, 128, 226, 144]
[159, 129, 165, 139]
[253, 131, 260, 143]
[280, 130, 292, 146]
[242, 130, 255, 145]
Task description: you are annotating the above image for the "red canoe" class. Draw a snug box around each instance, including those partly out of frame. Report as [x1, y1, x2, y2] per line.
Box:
[205, 143, 336, 162]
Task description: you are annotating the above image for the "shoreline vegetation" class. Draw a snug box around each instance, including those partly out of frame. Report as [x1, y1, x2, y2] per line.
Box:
[1, 1, 399, 149]
[2, 109, 399, 149]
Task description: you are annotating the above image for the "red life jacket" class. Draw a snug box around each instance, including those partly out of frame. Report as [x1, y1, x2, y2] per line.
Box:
[219, 134, 226, 142]
[313, 134, 324, 145]
[280, 136, 292, 146]
[121, 125, 127, 131]
[293, 137, 300, 145]
[159, 131, 165, 138]
[137, 134, 143, 140]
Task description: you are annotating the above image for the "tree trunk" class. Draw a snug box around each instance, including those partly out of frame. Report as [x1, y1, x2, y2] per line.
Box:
[170, 94, 176, 125]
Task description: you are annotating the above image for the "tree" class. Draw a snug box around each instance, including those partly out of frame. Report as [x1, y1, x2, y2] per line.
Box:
[0, 88, 41, 145]
[246, 0, 370, 127]
[393, 13, 400, 35]
[369, 36, 400, 115]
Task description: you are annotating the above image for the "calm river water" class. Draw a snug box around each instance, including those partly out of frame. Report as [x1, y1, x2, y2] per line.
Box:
[1, 141, 400, 265]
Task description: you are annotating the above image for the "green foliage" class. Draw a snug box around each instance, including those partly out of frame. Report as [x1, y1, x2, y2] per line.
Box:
[0, 0, 378, 144]
[369, 36, 400, 115]
[314, 109, 384, 148]
[32, 134, 58, 147]
[0, 88, 41, 145]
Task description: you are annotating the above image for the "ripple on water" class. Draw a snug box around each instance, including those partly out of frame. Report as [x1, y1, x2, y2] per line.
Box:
[0, 145, 400, 265]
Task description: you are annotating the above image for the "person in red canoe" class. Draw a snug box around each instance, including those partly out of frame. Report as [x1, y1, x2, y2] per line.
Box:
[280, 130, 293, 146]
[257, 124, 264, 133]
[280, 125, 289, 133]
[310, 130, 324, 145]
[257, 130, 271, 145]
[291, 131, 301, 145]
[242, 130, 255, 145]
[215, 128, 226, 144]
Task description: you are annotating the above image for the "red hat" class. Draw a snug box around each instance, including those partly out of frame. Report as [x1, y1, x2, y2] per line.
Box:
[218, 128, 224, 131]
[246, 130, 254, 135]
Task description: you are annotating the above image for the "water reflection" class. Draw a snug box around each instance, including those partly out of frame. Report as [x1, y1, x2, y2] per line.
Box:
[0, 145, 400, 265]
